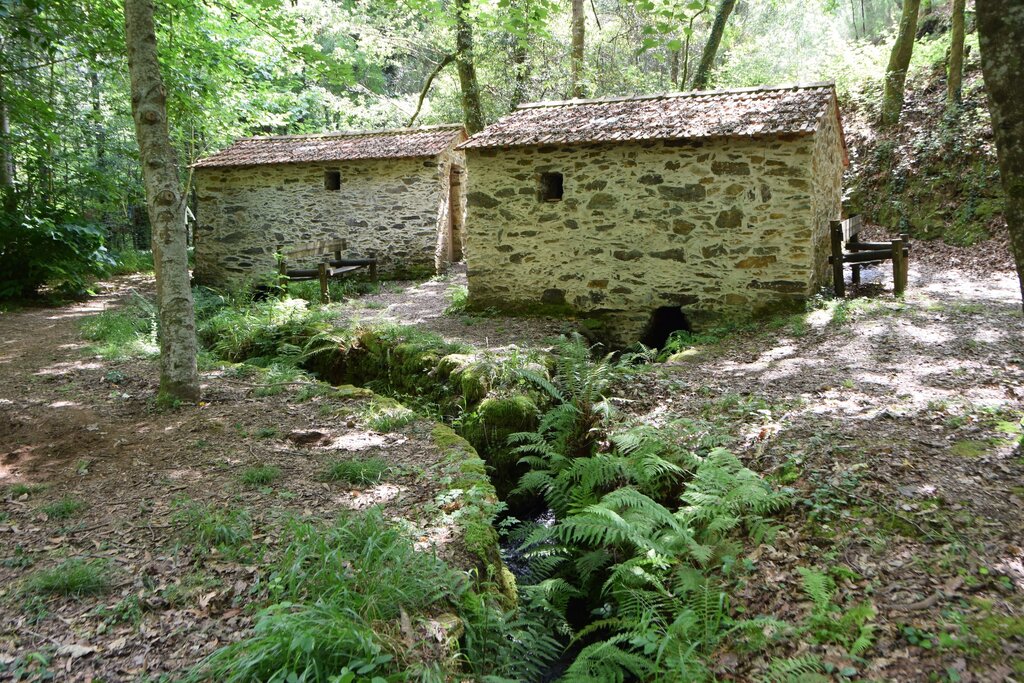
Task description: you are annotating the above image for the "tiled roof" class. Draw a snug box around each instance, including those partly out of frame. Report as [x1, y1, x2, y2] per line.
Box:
[460, 84, 840, 150]
[194, 124, 466, 168]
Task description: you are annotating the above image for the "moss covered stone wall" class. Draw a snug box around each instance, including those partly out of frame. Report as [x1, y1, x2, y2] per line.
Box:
[464, 133, 843, 343]
[194, 152, 462, 286]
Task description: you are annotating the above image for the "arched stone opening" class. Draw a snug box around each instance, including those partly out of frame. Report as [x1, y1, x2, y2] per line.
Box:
[640, 306, 691, 349]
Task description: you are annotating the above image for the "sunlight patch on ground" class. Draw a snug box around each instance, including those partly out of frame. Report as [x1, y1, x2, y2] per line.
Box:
[35, 360, 104, 376]
[896, 321, 953, 345]
[336, 483, 407, 510]
[996, 552, 1024, 591]
[47, 400, 81, 408]
[324, 431, 390, 451]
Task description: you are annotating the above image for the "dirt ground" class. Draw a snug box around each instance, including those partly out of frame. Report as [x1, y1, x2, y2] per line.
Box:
[1, 248, 1022, 681]
[0, 277, 484, 680]
[617, 265, 1024, 681]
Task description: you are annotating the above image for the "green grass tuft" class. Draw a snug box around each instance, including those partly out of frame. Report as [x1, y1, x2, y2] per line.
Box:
[7, 483, 47, 497]
[27, 559, 112, 598]
[323, 458, 390, 485]
[240, 465, 281, 487]
[173, 500, 252, 549]
[40, 497, 87, 520]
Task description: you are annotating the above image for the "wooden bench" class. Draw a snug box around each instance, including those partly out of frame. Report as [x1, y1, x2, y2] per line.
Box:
[277, 238, 377, 303]
[829, 216, 910, 298]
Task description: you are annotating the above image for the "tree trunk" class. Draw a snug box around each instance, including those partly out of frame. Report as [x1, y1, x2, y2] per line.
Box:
[947, 0, 966, 107]
[454, 0, 484, 134]
[570, 0, 585, 98]
[124, 0, 200, 401]
[977, 0, 1024, 310]
[0, 71, 15, 212]
[880, 0, 921, 126]
[510, 35, 530, 110]
[691, 0, 737, 91]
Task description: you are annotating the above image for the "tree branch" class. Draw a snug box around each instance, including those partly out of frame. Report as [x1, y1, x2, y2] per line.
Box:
[407, 54, 455, 127]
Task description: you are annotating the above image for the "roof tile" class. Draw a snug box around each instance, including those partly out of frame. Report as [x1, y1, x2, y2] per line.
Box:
[194, 124, 466, 168]
[459, 84, 839, 150]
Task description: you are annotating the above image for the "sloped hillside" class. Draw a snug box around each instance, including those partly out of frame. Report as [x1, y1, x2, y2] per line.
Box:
[842, 18, 1012, 269]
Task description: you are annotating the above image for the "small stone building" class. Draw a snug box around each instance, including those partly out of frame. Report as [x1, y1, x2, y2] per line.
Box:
[459, 84, 847, 344]
[193, 124, 467, 285]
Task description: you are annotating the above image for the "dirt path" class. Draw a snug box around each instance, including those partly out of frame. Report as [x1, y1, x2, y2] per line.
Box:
[0, 278, 487, 680]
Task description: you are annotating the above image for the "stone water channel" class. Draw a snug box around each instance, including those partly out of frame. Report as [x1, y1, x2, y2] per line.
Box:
[300, 327, 579, 677]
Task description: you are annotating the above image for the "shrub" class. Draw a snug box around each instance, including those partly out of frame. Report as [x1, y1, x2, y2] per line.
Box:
[0, 208, 114, 299]
[198, 297, 333, 363]
[108, 248, 154, 275]
[444, 284, 469, 315]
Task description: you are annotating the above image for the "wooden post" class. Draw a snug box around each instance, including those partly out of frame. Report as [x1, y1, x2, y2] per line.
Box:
[830, 220, 845, 298]
[852, 264, 861, 285]
[369, 260, 378, 282]
[277, 250, 288, 292]
[891, 238, 906, 296]
[900, 233, 910, 294]
[318, 262, 329, 303]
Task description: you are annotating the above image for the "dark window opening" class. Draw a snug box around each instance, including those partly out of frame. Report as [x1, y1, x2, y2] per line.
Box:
[539, 172, 564, 202]
[324, 170, 341, 191]
[640, 306, 691, 349]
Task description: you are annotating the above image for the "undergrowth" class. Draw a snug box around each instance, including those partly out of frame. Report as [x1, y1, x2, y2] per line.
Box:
[26, 558, 112, 598]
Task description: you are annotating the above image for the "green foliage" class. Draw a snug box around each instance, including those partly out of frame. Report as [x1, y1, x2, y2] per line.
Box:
[797, 567, 876, 656]
[108, 248, 154, 276]
[26, 558, 112, 598]
[506, 336, 792, 680]
[191, 511, 460, 682]
[0, 209, 114, 299]
[6, 483, 47, 498]
[240, 465, 282, 487]
[444, 284, 469, 315]
[40, 497, 87, 520]
[173, 500, 253, 550]
[358, 398, 418, 432]
[80, 295, 159, 358]
[323, 458, 390, 485]
[198, 297, 333, 363]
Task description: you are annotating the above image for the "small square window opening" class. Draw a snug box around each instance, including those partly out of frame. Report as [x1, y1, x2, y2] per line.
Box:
[324, 170, 341, 191]
[539, 172, 563, 202]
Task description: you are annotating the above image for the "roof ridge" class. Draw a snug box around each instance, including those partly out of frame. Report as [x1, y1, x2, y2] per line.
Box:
[239, 123, 465, 143]
[516, 82, 836, 110]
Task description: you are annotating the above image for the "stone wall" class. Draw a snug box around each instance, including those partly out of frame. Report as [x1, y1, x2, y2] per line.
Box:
[464, 131, 844, 344]
[195, 151, 462, 286]
[810, 98, 846, 285]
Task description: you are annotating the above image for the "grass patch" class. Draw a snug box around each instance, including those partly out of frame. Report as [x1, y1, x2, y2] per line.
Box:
[359, 398, 417, 432]
[173, 500, 252, 549]
[323, 457, 390, 485]
[40, 497, 87, 520]
[108, 248, 154, 276]
[198, 297, 333, 363]
[189, 510, 467, 682]
[7, 483, 47, 498]
[26, 558, 112, 598]
[950, 439, 993, 458]
[240, 465, 281, 487]
[80, 296, 159, 359]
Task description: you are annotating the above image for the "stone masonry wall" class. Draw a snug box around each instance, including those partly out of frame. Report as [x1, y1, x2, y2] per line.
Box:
[811, 99, 846, 285]
[194, 154, 456, 286]
[464, 133, 843, 344]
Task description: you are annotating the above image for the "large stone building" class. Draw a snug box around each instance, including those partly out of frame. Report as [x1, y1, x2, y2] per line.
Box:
[459, 84, 847, 345]
[193, 124, 467, 285]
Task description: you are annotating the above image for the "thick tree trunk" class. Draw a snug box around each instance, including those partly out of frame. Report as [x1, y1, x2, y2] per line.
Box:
[0, 72, 14, 212]
[570, 0, 585, 98]
[454, 0, 484, 134]
[124, 0, 200, 401]
[947, 0, 966, 107]
[691, 0, 737, 91]
[880, 0, 921, 126]
[977, 0, 1024, 309]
